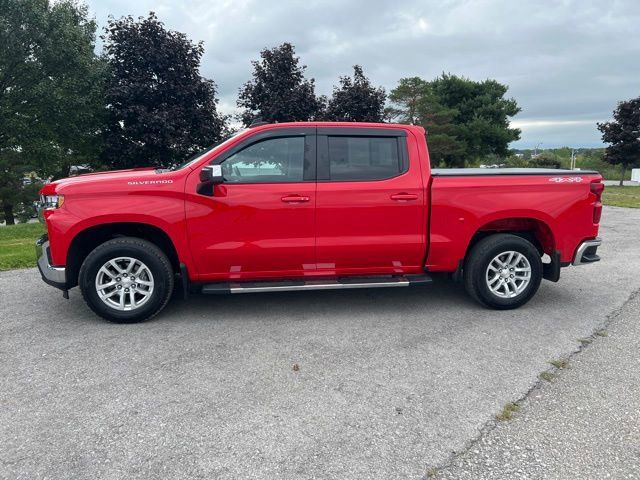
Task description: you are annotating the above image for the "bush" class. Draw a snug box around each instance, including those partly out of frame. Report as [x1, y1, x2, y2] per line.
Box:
[529, 153, 561, 169]
[503, 155, 530, 168]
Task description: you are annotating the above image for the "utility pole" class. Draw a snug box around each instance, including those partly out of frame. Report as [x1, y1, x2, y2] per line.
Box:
[534, 142, 542, 157]
[570, 148, 576, 170]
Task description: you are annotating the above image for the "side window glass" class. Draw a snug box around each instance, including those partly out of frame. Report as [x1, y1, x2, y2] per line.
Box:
[327, 136, 401, 181]
[221, 136, 305, 183]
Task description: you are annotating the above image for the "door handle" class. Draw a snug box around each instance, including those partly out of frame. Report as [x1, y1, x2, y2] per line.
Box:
[390, 193, 418, 201]
[281, 195, 310, 203]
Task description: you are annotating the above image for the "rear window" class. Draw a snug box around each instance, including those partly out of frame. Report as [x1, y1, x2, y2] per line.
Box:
[327, 136, 402, 181]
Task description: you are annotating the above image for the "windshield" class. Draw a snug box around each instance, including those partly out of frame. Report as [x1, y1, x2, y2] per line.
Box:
[171, 129, 247, 171]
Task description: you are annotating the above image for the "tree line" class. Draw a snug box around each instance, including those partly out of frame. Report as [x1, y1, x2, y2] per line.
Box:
[1, 1, 638, 223]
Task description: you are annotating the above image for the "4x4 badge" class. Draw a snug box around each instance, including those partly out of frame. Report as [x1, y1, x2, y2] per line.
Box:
[549, 177, 583, 183]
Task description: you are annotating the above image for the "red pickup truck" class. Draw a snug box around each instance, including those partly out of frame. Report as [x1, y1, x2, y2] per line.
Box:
[37, 122, 603, 322]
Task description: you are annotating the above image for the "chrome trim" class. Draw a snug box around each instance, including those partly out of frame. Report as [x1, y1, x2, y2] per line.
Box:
[228, 279, 410, 294]
[572, 238, 602, 266]
[36, 236, 66, 284]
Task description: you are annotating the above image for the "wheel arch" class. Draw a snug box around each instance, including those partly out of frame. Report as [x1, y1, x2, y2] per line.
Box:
[66, 222, 180, 289]
[466, 217, 556, 259]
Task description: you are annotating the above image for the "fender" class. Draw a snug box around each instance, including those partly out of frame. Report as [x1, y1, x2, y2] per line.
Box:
[49, 210, 196, 278]
[427, 205, 557, 272]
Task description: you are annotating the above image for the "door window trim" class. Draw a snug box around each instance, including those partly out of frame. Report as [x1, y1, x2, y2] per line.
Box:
[208, 127, 316, 184]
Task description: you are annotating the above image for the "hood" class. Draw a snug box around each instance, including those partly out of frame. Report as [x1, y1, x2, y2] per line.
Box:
[40, 167, 180, 195]
[41, 167, 159, 194]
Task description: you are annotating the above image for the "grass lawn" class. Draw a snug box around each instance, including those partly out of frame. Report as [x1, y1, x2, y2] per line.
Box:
[602, 186, 640, 208]
[0, 222, 44, 271]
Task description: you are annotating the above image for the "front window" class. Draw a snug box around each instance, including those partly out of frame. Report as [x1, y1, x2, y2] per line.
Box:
[221, 136, 305, 183]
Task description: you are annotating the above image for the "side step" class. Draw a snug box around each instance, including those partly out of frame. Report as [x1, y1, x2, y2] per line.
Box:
[201, 274, 432, 294]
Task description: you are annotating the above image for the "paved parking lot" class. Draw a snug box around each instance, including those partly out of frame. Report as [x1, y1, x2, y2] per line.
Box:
[438, 291, 640, 479]
[1, 206, 639, 480]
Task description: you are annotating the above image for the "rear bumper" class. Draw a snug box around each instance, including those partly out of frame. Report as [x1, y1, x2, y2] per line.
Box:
[36, 235, 67, 289]
[572, 238, 602, 266]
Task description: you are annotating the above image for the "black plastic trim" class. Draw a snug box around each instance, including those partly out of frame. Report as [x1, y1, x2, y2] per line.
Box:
[543, 250, 562, 282]
[451, 259, 464, 283]
[180, 263, 189, 300]
[316, 127, 407, 137]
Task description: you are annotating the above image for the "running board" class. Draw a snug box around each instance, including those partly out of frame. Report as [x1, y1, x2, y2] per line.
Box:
[201, 275, 432, 294]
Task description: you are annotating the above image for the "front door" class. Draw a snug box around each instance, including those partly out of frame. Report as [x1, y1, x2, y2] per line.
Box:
[186, 128, 316, 281]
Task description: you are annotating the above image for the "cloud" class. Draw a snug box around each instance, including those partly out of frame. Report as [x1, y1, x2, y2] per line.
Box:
[85, 0, 640, 148]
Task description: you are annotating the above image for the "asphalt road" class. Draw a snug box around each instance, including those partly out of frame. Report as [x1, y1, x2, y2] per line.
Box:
[437, 291, 640, 479]
[1, 206, 639, 480]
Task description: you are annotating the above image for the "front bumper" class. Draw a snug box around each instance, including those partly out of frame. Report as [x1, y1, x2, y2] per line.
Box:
[36, 234, 67, 289]
[572, 237, 602, 266]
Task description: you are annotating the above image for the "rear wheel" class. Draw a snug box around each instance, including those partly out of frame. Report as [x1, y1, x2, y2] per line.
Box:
[464, 234, 542, 309]
[79, 237, 174, 323]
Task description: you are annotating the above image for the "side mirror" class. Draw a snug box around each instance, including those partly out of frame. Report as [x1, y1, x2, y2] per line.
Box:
[199, 164, 223, 183]
[197, 164, 223, 196]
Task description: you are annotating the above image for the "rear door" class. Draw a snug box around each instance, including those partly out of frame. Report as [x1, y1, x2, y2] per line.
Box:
[315, 127, 426, 276]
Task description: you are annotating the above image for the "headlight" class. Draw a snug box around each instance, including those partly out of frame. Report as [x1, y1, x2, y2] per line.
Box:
[40, 194, 65, 209]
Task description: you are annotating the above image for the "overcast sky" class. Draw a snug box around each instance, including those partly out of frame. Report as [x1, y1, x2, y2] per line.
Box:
[85, 0, 640, 148]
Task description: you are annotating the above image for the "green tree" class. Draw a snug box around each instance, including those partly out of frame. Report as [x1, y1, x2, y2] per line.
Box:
[102, 13, 227, 169]
[597, 97, 640, 186]
[386, 76, 428, 124]
[429, 74, 521, 162]
[323, 65, 386, 122]
[387, 74, 521, 167]
[387, 77, 466, 167]
[0, 0, 105, 224]
[237, 43, 323, 126]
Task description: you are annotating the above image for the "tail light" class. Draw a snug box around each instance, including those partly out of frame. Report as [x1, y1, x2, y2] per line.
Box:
[590, 181, 604, 200]
[590, 180, 604, 224]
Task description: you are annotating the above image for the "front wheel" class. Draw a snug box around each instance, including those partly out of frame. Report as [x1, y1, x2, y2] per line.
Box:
[78, 237, 174, 323]
[464, 234, 543, 310]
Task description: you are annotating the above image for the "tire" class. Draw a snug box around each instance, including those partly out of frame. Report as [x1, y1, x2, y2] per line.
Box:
[463, 234, 542, 310]
[78, 237, 174, 323]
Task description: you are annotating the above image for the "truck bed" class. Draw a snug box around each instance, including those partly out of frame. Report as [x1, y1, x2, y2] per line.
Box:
[426, 169, 603, 272]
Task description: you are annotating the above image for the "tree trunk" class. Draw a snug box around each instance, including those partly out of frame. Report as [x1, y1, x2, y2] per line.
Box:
[3, 203, 15, 225]
[619, 166, 626, 186]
